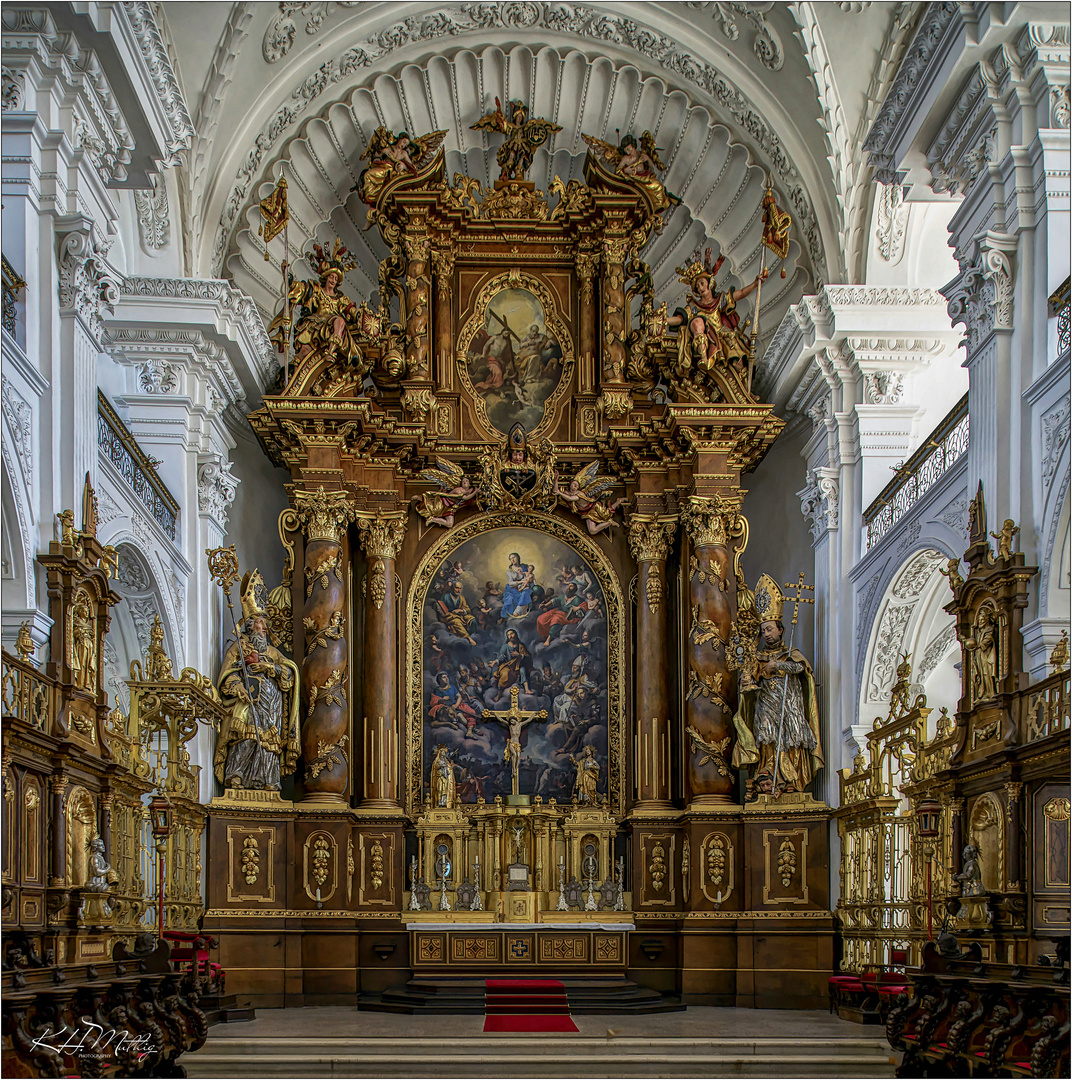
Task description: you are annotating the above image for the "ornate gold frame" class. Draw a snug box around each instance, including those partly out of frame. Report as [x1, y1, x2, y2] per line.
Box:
[405, 511, 625, 817]
[456, 270, 576, 442]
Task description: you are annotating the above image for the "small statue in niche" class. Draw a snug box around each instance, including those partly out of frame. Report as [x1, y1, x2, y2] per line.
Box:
[667, 249, 768, 373]
[70, 591, 97, 692]
[569, 744, 600, 804]
[353, 126, 447, 210]
[214, 571, 301, 792]
[412, 458, 478, 529]
[582, 130, 682, 215]
[731, 575, 823, 796]
[554, 462, 624, 536]
[269, 240, 363, 373]
[430, 744, 458, 809]
[953, 843, 984, 897]
[470, 98, 562, 182]
[84, 836, 117, 893]
[966, 606, 999, 704]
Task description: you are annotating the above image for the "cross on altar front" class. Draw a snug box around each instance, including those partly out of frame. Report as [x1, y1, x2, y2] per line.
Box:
[482, 686, 548, 797]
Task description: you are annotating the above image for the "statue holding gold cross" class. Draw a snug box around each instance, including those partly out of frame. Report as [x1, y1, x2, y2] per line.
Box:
[732, 573, 823, 798]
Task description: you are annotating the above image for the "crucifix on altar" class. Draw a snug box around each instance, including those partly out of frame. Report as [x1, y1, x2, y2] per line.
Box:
[482, 686, 548, 805]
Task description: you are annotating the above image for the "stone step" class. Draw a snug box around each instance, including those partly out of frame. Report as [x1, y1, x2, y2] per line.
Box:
[184, 1043, 897, 1079]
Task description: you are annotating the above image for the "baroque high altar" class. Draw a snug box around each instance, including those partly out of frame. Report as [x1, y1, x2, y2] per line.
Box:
[205, 107, 832, 1009]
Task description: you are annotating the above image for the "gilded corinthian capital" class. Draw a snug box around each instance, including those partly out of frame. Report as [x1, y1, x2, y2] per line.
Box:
[681, 495, 740, 548]
[292, 486, 357, 544]
[627, 517, 677, 563]
[355, 513, 407, 560]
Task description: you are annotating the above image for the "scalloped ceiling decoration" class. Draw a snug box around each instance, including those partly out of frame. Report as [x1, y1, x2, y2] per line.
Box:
[226, 45, 810, 350]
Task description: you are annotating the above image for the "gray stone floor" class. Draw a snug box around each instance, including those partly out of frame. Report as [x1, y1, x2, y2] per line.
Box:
[184, 1006, 900, 1079]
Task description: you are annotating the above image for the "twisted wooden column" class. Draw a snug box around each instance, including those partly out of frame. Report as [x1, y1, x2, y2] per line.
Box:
[355, 513, 407, 811]
[628, 517, 677, 808]
[294, 487, 356, 806]
[681, 497, 745, 805]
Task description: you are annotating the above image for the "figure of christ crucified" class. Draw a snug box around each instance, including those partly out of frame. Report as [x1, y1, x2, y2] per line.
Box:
[482, 686, 549, 798]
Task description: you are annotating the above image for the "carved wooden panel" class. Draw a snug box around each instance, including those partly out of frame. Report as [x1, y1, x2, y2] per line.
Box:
[638, 832, 676, 906]
[357, 831, 396, 907]
[20, 773, 42, 885]
[302, 829, 337, 904]
[225, 825, 278, 904]
[450, 934, 500, 963]
[762, 828, 809, 905]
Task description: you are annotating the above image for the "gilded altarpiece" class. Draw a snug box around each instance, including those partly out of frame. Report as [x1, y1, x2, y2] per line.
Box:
[212, 123, 835, 1009]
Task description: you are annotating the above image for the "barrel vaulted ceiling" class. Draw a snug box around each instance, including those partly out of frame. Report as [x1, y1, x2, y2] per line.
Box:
[160, 2, 913, 346]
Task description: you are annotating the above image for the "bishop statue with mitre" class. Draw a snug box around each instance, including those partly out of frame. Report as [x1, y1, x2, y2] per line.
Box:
[731, 574, 823, 796]
[214, 570, 301, 793]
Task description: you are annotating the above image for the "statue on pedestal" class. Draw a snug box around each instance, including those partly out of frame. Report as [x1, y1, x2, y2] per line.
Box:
[430, 744, 458, 809]
[570, 745, 600, 804]
[732, 574, 823, 796]
[84, 837, 117, 892]
[214, 571, 301, 793]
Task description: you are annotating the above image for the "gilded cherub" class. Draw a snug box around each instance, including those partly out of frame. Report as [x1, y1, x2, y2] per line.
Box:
[411, 457, 478, 529]
[353, 126, 447, 209]
[554, 462, 624, 536]
[582, 130, 681, 214]
[940, 558, 965, 592]
[471, 99, 561, 182]
[990, 518, 1019, 560]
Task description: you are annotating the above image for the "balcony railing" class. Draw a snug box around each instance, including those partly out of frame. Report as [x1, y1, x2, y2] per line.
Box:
[1049, 276, 1070, 363]
[863, 393, 969, 551]
[2, 254, 25, 337]
[97, 390, 179, 540]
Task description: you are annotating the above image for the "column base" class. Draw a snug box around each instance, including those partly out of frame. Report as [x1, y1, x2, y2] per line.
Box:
[297, 792, 349, 808]
[354, 799, 406, 816]
[629, 800, 678, 815]
[686, 794, 736, 810]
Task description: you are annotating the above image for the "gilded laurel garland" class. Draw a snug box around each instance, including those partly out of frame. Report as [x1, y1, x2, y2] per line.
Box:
[304, 551, 343, 596]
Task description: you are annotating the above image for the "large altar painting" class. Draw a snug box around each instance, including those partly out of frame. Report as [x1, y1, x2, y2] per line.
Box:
[420, 527, 609, 805]
[464, 286, 565, 434]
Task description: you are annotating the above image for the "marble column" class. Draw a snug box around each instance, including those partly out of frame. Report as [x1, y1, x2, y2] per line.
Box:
[355, 513, 407, 812]
[628, 516, 677, 808]
[681, 497, 744, 805]
[293, 487, 356, 806]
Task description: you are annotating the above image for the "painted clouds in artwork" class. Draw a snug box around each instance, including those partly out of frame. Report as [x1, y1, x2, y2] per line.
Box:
[422, 528, 608, 804]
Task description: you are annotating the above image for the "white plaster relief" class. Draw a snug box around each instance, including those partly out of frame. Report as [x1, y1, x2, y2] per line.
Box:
[1, 377, 32, 488]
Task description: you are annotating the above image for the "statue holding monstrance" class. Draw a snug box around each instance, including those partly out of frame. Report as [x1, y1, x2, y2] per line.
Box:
[732, 573, 823, 799]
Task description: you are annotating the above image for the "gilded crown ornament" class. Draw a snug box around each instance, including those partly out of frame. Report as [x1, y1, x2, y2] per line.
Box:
[355, 513, 407, 561]
[292, 486, 357, 544]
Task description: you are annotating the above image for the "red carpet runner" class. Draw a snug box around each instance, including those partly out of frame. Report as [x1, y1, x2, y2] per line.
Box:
[482, 978, 580, 1032]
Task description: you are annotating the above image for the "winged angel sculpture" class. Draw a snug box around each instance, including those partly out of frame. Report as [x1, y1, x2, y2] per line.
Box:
[411, 458, 478, 529]
[353, 126, 447, 213]
[582, 131, 681, 215]
[555, 462, 624, 536]
[471, 99, 562, 182]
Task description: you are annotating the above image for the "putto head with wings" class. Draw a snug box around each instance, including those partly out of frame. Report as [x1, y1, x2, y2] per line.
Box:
[582, 129, 681, 216]
[411, 457, 478, 530]
[555, 461, 625, 537]
[352, 126, 447, 209]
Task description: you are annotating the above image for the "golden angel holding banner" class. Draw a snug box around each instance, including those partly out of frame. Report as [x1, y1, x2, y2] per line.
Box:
[471, 99, 561, 182]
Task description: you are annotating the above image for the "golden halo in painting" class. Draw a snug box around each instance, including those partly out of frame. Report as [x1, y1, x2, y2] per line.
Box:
[458, 272, 574, 438]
